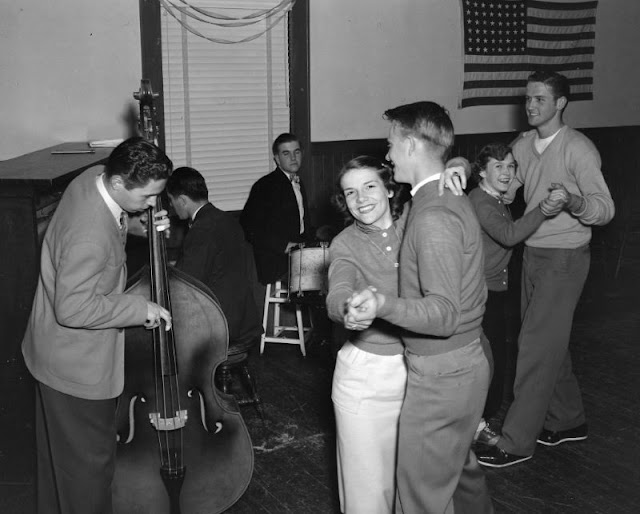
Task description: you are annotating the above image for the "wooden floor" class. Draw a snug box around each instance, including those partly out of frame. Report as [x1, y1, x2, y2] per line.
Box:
[1, 237, 640, 513]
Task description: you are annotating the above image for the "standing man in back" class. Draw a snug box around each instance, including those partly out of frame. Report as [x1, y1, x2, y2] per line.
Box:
[240, 133, 313, 285]
[475, 70, 615, 468]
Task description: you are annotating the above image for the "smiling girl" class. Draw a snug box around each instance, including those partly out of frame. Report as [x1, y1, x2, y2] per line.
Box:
[326, 156, 408, 514]
[468, 143, 563, 441]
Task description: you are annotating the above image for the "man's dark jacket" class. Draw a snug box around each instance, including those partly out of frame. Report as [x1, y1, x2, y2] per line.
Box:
[175, 202, 262, 345]
[240, 168, 312, 284]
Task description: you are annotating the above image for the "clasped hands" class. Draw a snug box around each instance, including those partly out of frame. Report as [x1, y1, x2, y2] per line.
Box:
[342, 287, 383, 331]
[539, 183, 569, 217]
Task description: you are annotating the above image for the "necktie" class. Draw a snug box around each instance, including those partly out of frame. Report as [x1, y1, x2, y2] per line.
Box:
[290, 175, 304, 234]
[119, 211, 128, 245]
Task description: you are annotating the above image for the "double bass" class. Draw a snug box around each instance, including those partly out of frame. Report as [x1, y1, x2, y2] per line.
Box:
[112, 80, 254, 513]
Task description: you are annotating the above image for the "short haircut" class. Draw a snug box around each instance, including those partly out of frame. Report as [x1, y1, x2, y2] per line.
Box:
[383, 101, 454, 161]
[471, 143, 514, 183]
[527, 70, 571, 102]
[165, 166, 209, 201]
[105, 137, 173, 189]
[332, 155, 409, 226]
[272, 133, 300, 155]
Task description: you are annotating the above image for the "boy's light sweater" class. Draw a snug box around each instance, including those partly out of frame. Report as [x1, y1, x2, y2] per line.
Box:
[506, 125, 615, 248]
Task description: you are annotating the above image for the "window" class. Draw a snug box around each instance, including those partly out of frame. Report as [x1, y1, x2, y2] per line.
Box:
[160, 0, 291, 211]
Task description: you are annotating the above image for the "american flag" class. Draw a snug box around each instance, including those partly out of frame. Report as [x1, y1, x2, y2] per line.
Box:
[460, 0, 598, 107]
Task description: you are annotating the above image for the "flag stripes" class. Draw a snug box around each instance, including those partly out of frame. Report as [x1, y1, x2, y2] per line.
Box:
[460, 0, 598, 108]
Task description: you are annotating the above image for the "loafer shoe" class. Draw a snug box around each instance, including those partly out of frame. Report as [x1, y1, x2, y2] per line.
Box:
[537, 423, 588, 447]
[475, 445, 532, 468]
[475, 423, 501, 447]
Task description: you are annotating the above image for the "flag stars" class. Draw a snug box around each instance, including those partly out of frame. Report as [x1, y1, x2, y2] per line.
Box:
[465, 0, 528, 55]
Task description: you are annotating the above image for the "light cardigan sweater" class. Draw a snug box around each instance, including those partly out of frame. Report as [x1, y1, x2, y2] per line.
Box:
[326, 211, 407, 356]
[22, 166, 149, 400]
[506, 125, 615, 248]
[377, 182, 486, 356]
[468, 186, 545, 291]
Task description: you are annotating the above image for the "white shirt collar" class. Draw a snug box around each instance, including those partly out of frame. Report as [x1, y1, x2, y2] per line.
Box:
[536, 127, 562, 143]
[411, 173, 442, 196]
[191, 203, 206, 222]
[96, 173, 124, 226]
[479, 181, 503, 200]
[534, 127, 562, 153]
[280, 168, 299, 183]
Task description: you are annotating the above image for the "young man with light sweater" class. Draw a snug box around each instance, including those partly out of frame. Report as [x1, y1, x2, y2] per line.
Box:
[475, 71, 615, 468]
[346, 101, 494, 514]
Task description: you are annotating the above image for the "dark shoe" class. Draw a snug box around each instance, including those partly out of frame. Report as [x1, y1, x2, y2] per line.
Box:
[475, 445, 532, 468]
[475, 423, 501, 447]
[537, 423, 588, 447]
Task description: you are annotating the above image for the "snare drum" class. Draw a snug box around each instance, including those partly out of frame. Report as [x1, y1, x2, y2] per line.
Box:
[288, 242, 329, 298]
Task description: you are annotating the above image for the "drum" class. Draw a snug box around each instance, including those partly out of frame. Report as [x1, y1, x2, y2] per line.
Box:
[288, 242, 329, 298]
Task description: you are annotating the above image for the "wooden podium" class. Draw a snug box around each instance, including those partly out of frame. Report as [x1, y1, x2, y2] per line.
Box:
[0, 143, 112, 365]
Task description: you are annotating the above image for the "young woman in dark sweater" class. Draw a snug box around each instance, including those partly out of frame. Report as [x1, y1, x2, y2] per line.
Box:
[468, 143, 563, 443]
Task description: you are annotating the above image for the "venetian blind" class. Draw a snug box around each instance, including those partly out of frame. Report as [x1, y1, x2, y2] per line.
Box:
[160, 0, 291, 211]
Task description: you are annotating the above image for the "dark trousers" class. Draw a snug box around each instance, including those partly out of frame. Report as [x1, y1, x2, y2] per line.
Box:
[35, 381, 117, 514]
[500, 245, 589, 456]
[482, 290, 509, 419]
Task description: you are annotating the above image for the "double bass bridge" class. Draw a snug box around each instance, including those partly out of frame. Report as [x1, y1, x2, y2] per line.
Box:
[149, 410, 188, 431]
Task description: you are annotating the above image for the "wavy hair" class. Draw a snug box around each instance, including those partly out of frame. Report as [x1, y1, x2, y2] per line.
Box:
[104, 137, 173, 189]
[332, 155, 408, 226]
[471, 143, 514, 184]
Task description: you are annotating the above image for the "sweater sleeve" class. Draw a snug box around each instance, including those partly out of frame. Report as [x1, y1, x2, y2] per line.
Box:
[378, 208, 462, 337]
[565, 138, 615, 226]
[326, 238, 361, 324]
[472, 193, 545, 247]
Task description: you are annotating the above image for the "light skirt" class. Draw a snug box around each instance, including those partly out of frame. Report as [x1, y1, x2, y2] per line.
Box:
[332, 341, 407, 514]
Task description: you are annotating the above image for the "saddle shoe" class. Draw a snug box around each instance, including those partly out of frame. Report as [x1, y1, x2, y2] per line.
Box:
[537, 423, 588, 447]
[475, 445, 532, 468]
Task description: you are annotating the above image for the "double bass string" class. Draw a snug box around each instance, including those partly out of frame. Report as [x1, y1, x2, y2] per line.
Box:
[149, 201, 181, 476]
[159, 211, 185, 474]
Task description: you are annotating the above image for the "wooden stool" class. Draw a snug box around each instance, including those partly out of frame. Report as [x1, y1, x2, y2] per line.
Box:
[216, 337, 265, 421]
[260, 280, 311, 357]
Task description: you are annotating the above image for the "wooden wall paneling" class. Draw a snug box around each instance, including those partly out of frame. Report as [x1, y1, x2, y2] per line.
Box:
[306, 127, 639, 282]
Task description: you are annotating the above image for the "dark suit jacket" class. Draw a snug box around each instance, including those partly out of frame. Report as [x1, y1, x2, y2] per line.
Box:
[175, 203, 262, 345]
[240, 168, 313, 284]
